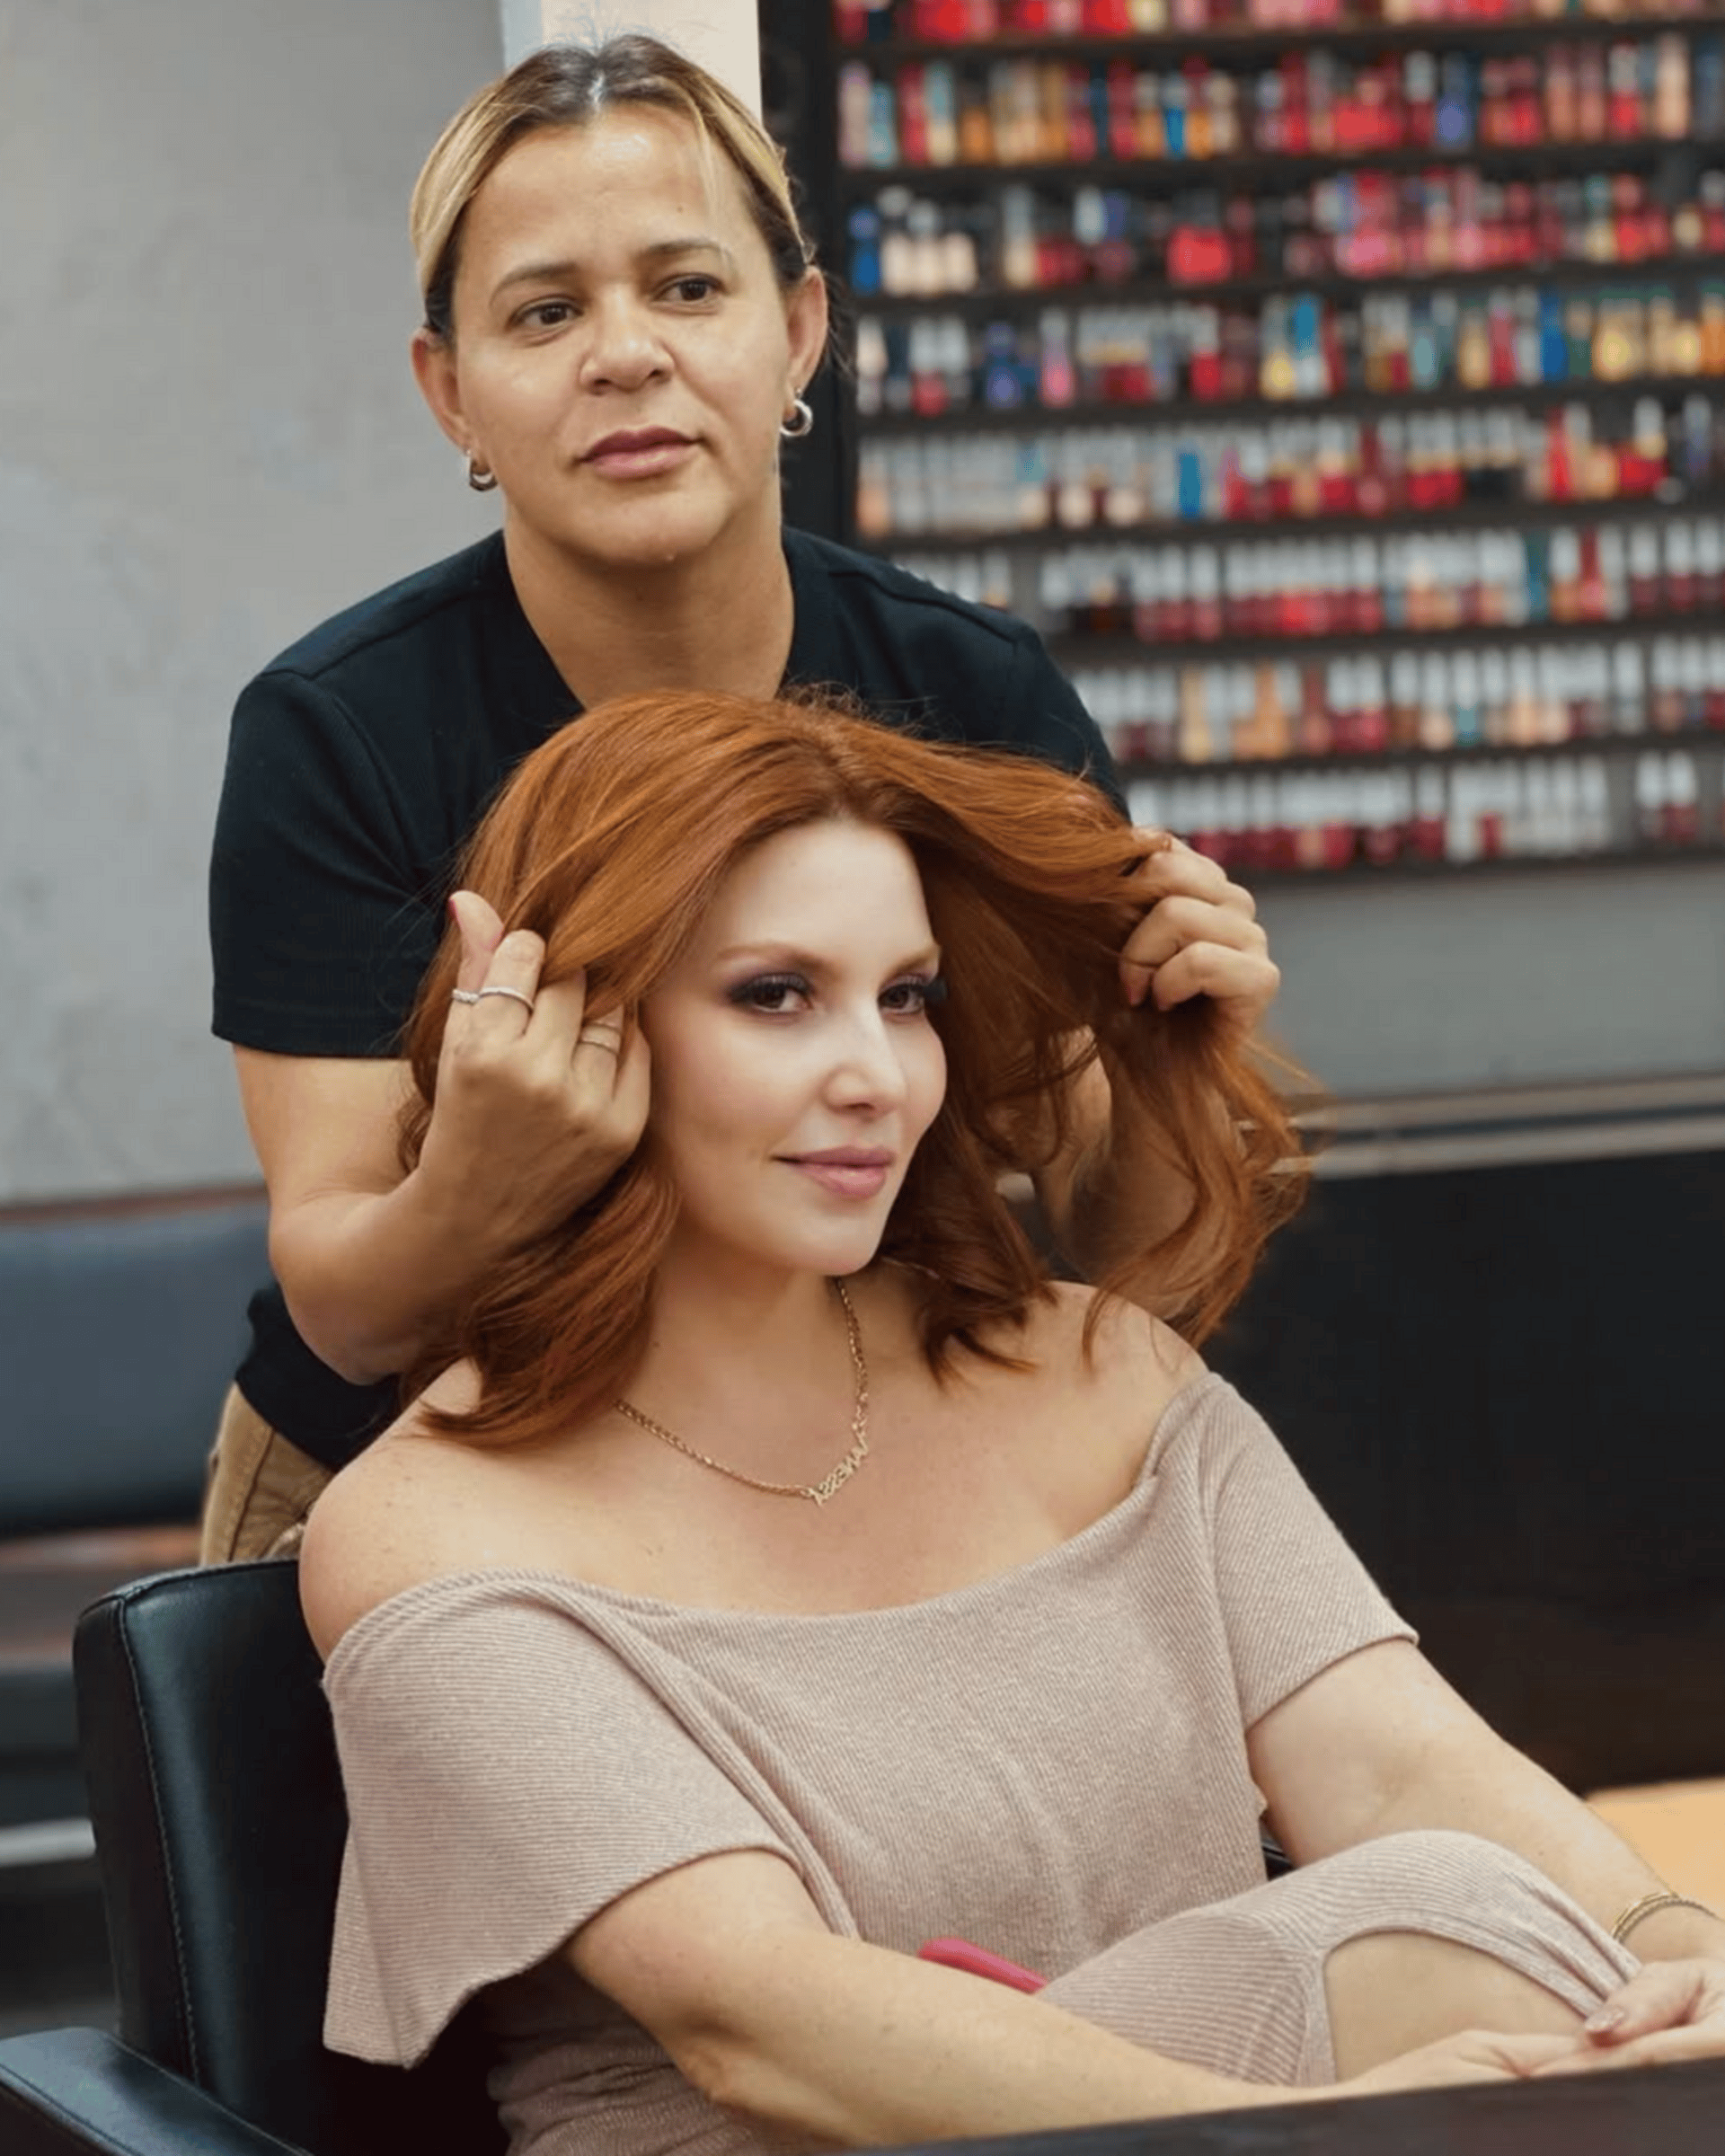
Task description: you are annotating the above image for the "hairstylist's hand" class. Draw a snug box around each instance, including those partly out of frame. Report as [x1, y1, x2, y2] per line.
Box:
[416, 891, 650, 1249]
[1116, 835, 1278, 1038]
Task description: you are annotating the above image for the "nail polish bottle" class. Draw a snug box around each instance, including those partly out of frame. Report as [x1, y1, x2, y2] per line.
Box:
[1105, 59, 1137, 159]
[898, 62, 930, 167]
[1545, 42, 1578, 143]
[1065, 63, 1099, 162]
[1666, 518, 1698, 611]
[1705, 634, 1725, 732]
[1375, 652, 1413, 753]
[1613, 642, 1647, 736]
[1418, 652, 1455, 753]
[1356, 656, 1390, 753]
[1177, 667, 1213, 764]
[1297, 661, 1332, 756]
[1682, 638, 1709, 731]
[1162, 68, 1190, 159]
[1039, 309, 1076, 408]
[1548, 526, 1581, 622]
[1694, 517, 1722, 613]
[855, 442, 893, 542]
[1190, 547, 1224, 641]
[1666, 751, 1701, 844]
[1577, 526, 1607, 622]
[1162, 545, 1193, 642]
[1133, 66, 1166, 160]
[839, 64, 875, 169]
[1627, 522, 1661, 614]
[855, 315, 889, 417]
[924, 60, 960, 164]
[1577, 43, 1607, 142]
[1435, 52, 1474, 152]
[1404, 49, 1438, 150]
[1633, 752, 1667, 845]
[957, 74, 992, 163]
[1476, 648, 1508, 745]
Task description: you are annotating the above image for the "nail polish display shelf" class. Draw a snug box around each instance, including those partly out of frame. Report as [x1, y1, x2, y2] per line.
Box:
[886, 486, 1725, 547]
[865, 19, 1716, 62]
[842, 137, 1717, 188]
[1045, 614, 1725, 665]
[862, 376, 1725, 429]
[858, 256, 1725, 310]
[825, 1, 1725, 869]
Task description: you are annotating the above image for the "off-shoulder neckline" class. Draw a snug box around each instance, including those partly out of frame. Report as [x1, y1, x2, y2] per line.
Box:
[323, 1371, 1231, 1670]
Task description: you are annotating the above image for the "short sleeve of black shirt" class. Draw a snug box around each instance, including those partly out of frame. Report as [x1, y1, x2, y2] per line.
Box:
[782, 530, 1127, 817]
[209, 535, 577, 1057]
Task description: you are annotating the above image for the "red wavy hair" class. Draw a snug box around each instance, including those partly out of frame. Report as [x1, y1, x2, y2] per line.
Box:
[400, 689, 1308, 1446]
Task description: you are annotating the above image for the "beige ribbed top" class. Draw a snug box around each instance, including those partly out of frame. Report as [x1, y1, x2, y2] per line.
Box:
[321, 1373, 1411, 2152]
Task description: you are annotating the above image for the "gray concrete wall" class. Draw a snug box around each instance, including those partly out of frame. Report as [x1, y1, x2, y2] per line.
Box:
[1257, 859, 1725, 1099]
[0, 0, 500, 1202]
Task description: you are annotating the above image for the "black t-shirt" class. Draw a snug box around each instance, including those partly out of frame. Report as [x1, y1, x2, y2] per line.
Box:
[210, 526, 1122, 1465]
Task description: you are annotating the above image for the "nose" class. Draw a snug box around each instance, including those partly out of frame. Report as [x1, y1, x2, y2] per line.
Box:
[578, 293, 670, 393]
[825, 1009, 909, 1115]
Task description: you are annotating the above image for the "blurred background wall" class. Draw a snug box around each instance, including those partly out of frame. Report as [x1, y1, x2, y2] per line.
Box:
[0, 0, 500, 1203]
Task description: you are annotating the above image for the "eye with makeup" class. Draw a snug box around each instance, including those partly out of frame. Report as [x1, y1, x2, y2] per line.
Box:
[725, 971, 947, 1019]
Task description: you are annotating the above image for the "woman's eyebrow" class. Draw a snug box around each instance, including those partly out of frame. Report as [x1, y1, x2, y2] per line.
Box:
[714, 942, 943, 973]
[489, 237, 736, 304]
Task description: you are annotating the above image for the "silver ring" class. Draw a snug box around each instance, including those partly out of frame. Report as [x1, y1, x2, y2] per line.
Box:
[578, 1028, 622, 1053]
[476, 985, 536, 1014]
[450, 989, 482, 1005]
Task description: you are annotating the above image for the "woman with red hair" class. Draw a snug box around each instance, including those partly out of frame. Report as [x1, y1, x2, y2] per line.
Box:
[301, 689, 1725, 2156]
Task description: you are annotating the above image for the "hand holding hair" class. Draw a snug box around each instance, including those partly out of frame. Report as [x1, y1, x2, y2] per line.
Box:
[1115, 833, 1279, 1033]
[416, 889, 650, 1250]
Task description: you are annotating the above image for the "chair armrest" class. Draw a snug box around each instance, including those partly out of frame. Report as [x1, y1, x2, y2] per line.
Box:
[0, 2028, 312, 2156]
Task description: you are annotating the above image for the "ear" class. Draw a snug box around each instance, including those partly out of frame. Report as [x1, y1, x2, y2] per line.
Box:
[784, 268, 830, 398]
[411, 327, 474, 457]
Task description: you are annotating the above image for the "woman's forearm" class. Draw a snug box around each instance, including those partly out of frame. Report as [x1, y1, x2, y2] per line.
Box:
[270, 1165, 519, 1383]
[1326, 1704, 1725, 1969]
[669, 1931, 1291, 2148]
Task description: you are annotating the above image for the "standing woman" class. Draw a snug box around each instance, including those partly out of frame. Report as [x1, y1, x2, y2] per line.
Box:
[206, 34, 1278, 1562]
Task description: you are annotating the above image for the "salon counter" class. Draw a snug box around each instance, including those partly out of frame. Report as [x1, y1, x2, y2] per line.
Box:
[887, 2057, 1725, 2156]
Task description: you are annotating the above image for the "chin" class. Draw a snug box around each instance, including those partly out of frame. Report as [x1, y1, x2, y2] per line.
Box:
[569, 493, 736, 572]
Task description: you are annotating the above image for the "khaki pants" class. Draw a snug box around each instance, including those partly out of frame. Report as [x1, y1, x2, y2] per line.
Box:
[199, 1385, 334, 1563]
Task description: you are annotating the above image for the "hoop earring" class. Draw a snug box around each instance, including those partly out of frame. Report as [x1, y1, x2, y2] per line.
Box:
[466, 455, 498, 493]
[779, 397, 815, 441]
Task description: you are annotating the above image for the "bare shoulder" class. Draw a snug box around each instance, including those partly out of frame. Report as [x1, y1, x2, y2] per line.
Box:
[1022, 1280, 1205, 1397]
[297, 1361, 498, 1658]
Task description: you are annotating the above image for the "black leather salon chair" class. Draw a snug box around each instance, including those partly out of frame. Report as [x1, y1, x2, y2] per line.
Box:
[0, 1562, 1298, 2156]
[0, 1560, 504, 2156]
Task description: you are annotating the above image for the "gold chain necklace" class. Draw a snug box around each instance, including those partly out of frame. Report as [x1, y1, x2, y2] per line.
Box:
[614, 1279, 870, 1508]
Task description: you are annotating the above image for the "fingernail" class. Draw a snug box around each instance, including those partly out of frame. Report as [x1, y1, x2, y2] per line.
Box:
[1584, 2008, 1624, 2035]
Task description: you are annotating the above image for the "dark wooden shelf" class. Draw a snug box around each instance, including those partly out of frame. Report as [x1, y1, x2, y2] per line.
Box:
[847, 14, 1722, 66]
[861, 374, 1725, 435]
[1119, 732, 1725, 779]
[850, 252, 1725, 314]
[874, 482, 1725, 552]
[839, 133, 1716, 195]
[1049, 610, 1725, 666]
[1216, 836, 1725, 881]
[1044, 607, 1725, 666]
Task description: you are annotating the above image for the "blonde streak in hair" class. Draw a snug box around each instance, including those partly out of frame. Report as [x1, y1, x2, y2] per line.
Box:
[409, 86, 503, 323]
